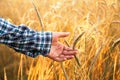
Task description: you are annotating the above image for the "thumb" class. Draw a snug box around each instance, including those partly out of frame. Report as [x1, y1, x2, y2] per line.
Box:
[57, 32, 70, 38]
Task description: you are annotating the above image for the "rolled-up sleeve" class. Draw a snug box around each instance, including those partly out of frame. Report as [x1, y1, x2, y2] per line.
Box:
[0, 18, 52, 57]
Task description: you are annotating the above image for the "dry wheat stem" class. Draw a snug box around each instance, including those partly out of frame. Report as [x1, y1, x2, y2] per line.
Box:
[88, 42, 104, 79]
[72, 32, 85, 50]
[111, 38, 120, 52]
[101, 38, 120, 80]
[4, 67, 7, 80]
[60, 62, 69, 80]
[65, 40, 80, 67]
[113, 55, 118, 80]
[64, 40, 81, 66]
[64, 32, 85, 67]
[32, 0, 44, 31]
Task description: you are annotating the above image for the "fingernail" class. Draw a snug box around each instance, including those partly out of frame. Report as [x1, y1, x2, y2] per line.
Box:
[75, 51, 78, 53]
[66, 32, 70, 35]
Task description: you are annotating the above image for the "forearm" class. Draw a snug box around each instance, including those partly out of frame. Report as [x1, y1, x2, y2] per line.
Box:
[0, 17, 52, 57]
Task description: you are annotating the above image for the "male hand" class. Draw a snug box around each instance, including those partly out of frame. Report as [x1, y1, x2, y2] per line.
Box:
[46, 32, 78, 62]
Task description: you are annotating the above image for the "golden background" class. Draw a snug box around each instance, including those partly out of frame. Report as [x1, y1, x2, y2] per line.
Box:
[0, 0, 120, 80]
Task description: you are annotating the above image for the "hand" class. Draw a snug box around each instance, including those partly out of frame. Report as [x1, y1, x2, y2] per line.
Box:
[46, 32, 78, 62]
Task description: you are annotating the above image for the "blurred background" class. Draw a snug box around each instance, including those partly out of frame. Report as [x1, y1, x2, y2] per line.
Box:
[0, 0, 120, 80]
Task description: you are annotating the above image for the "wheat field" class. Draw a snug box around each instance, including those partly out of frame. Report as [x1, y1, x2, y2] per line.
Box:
[0, 0, 120, 80]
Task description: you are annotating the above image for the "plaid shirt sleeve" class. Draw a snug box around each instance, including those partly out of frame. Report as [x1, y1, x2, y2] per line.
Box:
[0, 18, 52, 57]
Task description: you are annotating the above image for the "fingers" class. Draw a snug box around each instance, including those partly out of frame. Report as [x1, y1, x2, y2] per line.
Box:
[54, 50, 77, 62]
[65, 55, 74, 60]
[55, 55, 67, 62]
[58, 55, 74, 61]
[63, 46, 78, 55]
[57, 48, 78, 62]
[63, 50, 78, 55]
[57, 32, 70, 38]
[64, 46, 78, 51]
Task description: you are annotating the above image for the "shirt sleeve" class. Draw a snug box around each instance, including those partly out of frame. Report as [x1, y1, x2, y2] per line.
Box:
[0, 17, 52, 57]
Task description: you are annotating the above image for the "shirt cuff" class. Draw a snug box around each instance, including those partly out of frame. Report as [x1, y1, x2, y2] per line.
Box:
[36, 32, 52, 57]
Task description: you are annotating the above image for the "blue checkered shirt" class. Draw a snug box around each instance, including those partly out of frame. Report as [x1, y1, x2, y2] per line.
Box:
[0, 18, 52, 57]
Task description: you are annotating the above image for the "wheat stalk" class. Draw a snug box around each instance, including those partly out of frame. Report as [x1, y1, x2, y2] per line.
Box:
[101, 38, 120, 79]
[4, 67, 7, 80]
[65, 32, 85, 67]
[110, 38, 120, 52]
[60, 62, 69, 80]
[88, 43, 104, 79]
[72, 32, 85, 50]
[31, 0, 44, 31]
[113, 55, 118, 80]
